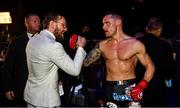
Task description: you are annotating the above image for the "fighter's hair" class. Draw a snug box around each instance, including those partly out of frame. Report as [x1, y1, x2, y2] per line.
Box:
[104, 10, 123, 21]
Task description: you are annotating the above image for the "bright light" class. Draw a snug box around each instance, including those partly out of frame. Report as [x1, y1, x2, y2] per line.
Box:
[0, 12, 12, 24]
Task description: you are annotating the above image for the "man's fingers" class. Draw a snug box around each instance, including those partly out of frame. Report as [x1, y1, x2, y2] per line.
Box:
[5, 91, 14, 100]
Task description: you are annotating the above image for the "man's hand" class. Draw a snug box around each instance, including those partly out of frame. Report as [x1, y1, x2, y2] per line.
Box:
[131, 80, 148, 101]
[78, 36, 86, 48]
[5, 91, 15, 100]
[69, 34, 86, 49]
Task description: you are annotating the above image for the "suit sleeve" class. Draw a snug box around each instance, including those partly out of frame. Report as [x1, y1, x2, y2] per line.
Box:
[49, 43, 86, 76]
[1, 40, 16, 92]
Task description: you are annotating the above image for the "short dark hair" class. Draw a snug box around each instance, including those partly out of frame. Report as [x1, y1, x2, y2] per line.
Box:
[146, 17, 163, 31]
[104, 10, 123, 20]
[25, 13, 39, 20]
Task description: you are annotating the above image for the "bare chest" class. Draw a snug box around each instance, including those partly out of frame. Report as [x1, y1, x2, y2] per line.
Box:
[102, 39, 136, 60]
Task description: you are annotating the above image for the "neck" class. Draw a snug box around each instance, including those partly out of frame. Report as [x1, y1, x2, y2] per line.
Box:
[147, 30, 160, 37]
[114, 31, 128, 42]
[27, 30, 38, 35]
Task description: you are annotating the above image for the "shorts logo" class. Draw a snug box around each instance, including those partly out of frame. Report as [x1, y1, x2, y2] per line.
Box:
[112, 93, 133, 101]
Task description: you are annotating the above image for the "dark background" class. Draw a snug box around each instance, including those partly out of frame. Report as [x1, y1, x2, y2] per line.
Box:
[1, 0, 180, 39]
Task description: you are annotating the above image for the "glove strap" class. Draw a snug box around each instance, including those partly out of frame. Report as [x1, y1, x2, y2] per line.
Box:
[138, 80, 148, 89]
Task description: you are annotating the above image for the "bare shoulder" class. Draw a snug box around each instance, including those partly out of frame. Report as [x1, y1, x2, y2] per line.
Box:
[124, 35, 146, 52]
[123, 36, 140, 45]
[132, 38, 146, 53]
[134, 38, 144, 47]
[99, 38, 109, 43]
[124, 35, 143, 45]
[99, 38, 109, 47]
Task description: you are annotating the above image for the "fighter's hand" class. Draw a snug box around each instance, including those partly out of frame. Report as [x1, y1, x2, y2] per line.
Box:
[78, 36, 86, 48]
[131, 80, 148, 101]
[5, 91, 15, 100]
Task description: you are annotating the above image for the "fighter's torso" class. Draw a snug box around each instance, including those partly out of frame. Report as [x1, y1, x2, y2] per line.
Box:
[100, 38, 138, 81]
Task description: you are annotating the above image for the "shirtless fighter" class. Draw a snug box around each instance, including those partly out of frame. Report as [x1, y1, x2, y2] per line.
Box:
[83, 11, 155, 107]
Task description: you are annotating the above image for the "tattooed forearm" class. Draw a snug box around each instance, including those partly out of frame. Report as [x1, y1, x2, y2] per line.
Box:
[83, 44, 101, 66]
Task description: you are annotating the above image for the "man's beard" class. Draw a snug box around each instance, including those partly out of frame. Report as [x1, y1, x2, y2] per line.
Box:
[54, 28, 64, 42]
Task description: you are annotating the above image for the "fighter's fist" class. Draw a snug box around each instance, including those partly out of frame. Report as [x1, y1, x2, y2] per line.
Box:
[131, 80, 148, 101]
[77, 36, 86, 48]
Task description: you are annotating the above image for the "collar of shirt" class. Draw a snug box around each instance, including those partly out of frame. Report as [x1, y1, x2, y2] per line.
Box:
[27, 32, 34, 39]
[44, 29, 56, 39]
[27, 32, 39, 39]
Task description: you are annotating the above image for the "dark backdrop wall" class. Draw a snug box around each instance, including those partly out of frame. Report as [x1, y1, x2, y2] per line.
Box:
[1, 0, 180, 39]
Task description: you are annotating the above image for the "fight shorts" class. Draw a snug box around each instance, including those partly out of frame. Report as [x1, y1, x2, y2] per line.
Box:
[104, 79, 141, 108]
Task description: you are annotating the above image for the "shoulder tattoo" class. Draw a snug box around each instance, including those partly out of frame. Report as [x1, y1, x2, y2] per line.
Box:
[83, 43, 101, 66]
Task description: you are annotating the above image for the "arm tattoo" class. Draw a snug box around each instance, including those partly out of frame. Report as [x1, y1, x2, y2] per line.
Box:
[83, 43, 101, 66]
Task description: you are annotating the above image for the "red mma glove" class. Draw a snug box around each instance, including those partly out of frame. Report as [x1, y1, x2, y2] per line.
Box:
[131, 80, 148, 101]
[69, 34, 78, 49]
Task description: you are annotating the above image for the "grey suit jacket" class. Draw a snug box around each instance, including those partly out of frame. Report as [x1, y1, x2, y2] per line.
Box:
[24, 30, 86, 107]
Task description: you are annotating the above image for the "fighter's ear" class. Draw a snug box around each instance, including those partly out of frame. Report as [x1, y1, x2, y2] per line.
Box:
[116, 19, 122, 25]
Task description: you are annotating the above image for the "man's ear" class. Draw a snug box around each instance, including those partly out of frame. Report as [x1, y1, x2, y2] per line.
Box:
[24, 17, 28, 27]
[49, 20, 56, 29]
[157, 28, 162, 37]
[116, 19, 121, 25]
